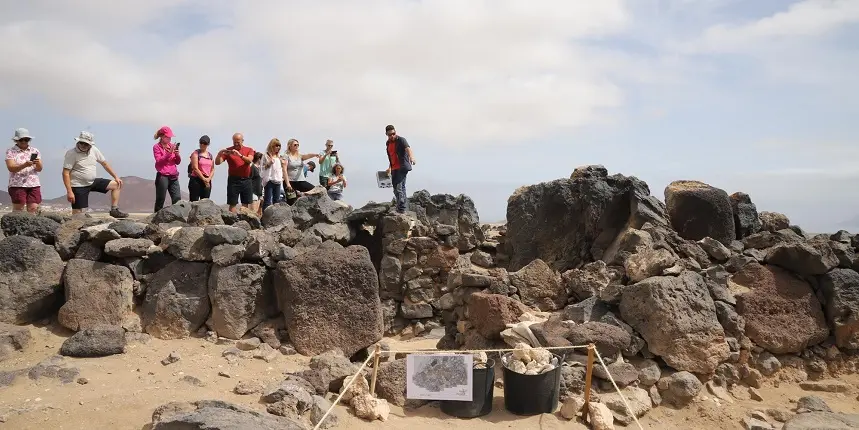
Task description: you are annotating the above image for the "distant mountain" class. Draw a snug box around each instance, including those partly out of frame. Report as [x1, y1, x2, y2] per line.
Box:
[43, 176, 190, 213]
[0, 190, 9, 205]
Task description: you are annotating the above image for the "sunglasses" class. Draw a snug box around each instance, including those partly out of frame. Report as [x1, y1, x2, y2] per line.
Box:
[17, 138, 31, 143]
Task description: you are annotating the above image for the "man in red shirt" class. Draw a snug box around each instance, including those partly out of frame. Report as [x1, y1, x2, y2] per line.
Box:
[215, 132, 256, 213]
[384, 125, 416, 214]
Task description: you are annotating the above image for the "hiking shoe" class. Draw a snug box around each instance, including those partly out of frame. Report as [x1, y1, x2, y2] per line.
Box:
[109, 208, 129, 219]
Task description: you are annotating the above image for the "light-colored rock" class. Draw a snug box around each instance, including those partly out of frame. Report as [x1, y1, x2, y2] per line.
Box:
[588, 402, 615, 430]
[559, 396, 583, 420]
[351, 394, 390, 421]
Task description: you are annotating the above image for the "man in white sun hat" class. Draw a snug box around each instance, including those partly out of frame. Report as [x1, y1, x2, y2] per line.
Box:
[5, 128, 43, 213]
[61, 131, 128, 218]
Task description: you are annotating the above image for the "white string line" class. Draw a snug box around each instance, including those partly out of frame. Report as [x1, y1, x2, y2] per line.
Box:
[593, 348, 645, 430]
[383, 345, 591, 354]
[312, 352, 375, 430]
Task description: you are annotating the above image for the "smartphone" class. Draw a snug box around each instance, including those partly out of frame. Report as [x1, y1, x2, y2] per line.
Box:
[175, 142, 181, 149]
[331, 150, 338, 155]
[30, 153, 38, 161]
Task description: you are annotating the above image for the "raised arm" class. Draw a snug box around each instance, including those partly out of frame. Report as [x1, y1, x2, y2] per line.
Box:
[301, 152, 320, 161]
[5, 158, 33, 173]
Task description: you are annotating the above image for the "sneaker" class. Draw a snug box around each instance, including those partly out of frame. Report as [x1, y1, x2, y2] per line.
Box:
[109, 207, 129, 219]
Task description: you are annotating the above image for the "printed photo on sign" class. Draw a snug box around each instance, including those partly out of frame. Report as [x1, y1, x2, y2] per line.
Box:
[406, 354, 473, 401]
[376, 171, 393, 188]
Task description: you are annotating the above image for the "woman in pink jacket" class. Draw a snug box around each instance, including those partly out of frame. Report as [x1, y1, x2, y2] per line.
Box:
[152, 125, 182, 213]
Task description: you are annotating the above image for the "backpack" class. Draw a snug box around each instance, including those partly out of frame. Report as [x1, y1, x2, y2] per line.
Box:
[188, 150, 211, 176]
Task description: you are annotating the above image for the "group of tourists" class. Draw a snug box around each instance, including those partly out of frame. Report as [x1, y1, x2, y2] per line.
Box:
[5, 124, 416, 216]
[150, 126, 349, 215]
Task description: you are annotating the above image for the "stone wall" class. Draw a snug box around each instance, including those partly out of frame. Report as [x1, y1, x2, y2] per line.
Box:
[1, 167, 858, 425]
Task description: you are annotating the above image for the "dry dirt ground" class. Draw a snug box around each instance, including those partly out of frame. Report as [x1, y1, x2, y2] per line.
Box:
[1, 324, 858, 430]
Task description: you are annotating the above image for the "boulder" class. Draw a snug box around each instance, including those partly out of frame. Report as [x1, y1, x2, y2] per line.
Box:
[166, 227, 213, 261]
[291, 192, 350, 230]
[104, 238, 155, 258]
[149, 400, 305, 430]
[378, 255, 402, 300]
[759, 211, 790, 233]
[625, 248, 677, 283]
[109, 220, 148, 238]
[796, 395, 831, 413]
[0, 212, 60, 244]
[374, 358, 428, 409]
[142, 261, 211, 339]
[54, 216, 103, 259]
[408, 191, 485, 251]
[275, 245, 383, 357]
[467, 292, 532, 339]
[0, 322, 31, 360]
[506, 165, 667, 272]
[562, 260, 611, 302]
[187, 199, 226, 226]
[60, 325, 126, 357]
[211, 244, 245, 266]
[152, 201, 191, 224]
[620, 271, 730, 374]
[766, 242, 839, 276]
[203, 225, 248, 246]
[733, 263, 828, 354]
[208, 264, 277, 340]
[566, 322, 631, 356]
[244, 230, 279, 261]
[659, 371, 702, 406]
[782, 412, 859, 430]
[699, 237, 731, 262]
[261, 203, 294, 230]
[817, 268, 859, 349]
[0, 236, 65, 324]
[601, 386, 652, 425]
[508, 259, 565, 311]
[58, 259, 134, 331]
[664, 180, 735, 244]
[729, 192, 762, 239]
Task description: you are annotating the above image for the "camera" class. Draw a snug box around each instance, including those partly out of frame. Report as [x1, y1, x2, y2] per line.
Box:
[30, 153, 38, 161]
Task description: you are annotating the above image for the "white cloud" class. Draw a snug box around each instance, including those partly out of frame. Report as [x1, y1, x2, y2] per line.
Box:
[0, 0, 856, 148]
[0, 1, 661, 146]
[695, 0, 859, 52]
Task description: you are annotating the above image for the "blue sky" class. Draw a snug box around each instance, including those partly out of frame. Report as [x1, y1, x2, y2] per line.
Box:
[1, 0, 857, 231]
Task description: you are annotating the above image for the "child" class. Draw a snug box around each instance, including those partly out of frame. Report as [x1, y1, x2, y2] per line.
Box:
[327, 163, 347, 201]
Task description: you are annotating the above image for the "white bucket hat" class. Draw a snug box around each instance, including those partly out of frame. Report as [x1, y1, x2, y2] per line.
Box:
[74, 131, 95, 145]
[12, 128, 32, 141]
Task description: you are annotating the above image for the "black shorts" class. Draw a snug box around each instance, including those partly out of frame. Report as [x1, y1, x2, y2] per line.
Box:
[71, 178, 111, 210]
[227, 176, 253, 206]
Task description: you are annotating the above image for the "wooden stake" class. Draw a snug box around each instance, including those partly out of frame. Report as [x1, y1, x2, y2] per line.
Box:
[369, 344, 381, 395]
[582, 343, 595, 422]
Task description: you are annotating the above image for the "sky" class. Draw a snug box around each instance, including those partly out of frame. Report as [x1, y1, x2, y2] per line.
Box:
[0, 0, 857, 232]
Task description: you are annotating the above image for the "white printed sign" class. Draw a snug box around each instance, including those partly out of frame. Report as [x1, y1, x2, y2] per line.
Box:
[406, 354, 473, 401]
[376, 171, 393, 188]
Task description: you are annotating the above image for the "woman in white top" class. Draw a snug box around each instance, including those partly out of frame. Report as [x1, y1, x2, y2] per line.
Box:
[282, 138, 319, 204]
[261, 138, 284, 211]
[326, 163, 347, 201]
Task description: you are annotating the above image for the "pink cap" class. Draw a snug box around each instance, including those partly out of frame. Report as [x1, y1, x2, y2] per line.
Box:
[158, 126, 174, 138]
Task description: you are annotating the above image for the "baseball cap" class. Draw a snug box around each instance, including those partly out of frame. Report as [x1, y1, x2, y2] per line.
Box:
[158, 126, 175, 138]
[199, 135, 211, 145]
[12, 128, 32, 141]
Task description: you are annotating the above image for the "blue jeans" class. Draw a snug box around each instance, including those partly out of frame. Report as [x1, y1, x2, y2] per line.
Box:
[391, 169, 408, 213]
[262, 181, 283, 211]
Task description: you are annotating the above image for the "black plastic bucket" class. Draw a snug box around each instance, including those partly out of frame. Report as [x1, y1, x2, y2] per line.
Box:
[440, 359, 495, 418]
[502, 353, 562, 415]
